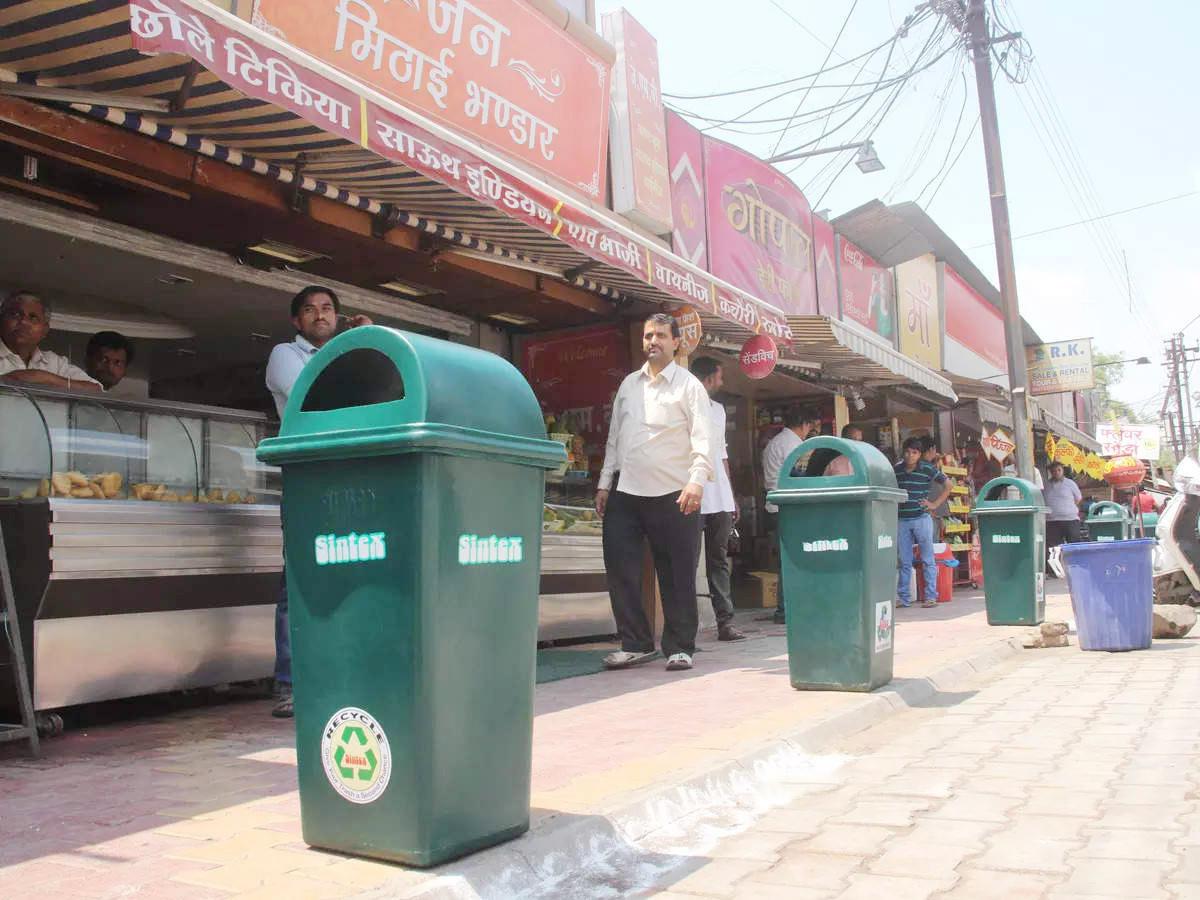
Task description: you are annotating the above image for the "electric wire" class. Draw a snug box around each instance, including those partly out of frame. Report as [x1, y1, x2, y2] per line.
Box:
[914, 69, 971, 204]
[768, 0, 861, 159]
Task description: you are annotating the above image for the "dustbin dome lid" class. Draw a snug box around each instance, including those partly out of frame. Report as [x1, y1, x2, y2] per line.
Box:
[769, 435, 906, 504]
[257, 326, 564, 467]
[972, 476, 1049, 514]
[1086, 501, 1130, 521]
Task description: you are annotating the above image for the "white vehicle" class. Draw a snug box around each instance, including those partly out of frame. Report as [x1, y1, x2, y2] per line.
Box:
[1153, 454, 1200, 606]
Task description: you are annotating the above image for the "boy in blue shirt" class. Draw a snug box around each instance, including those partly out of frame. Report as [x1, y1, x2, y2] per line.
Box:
[895, 437, 953, 608]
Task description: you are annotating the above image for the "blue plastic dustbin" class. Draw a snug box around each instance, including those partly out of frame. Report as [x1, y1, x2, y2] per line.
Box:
[1060, 539, 1155, 652]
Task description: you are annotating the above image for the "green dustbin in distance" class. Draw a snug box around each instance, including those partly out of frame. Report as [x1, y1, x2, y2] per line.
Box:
[768, 437, 907, 692]
[256, 326, 565, 868]
[1086, 501, 1132, 543]
[1138, 510, 1159, 540]
[972, 477, 1049, 626]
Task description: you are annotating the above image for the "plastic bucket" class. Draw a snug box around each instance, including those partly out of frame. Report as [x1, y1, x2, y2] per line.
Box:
[1060, 539, 1155, 652]
[915, 544, 957, 603]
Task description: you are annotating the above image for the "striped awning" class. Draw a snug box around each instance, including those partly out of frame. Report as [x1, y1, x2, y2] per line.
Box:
[1037, 407, 1100, 453]
[783, 316, 956, 404]
[0, 0, 797, 346]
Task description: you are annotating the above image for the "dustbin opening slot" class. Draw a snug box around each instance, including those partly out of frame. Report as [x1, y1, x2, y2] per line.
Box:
[300, 348, 406, 412]
[790, 448, 850, 478]
[982, 482, 1023, 502]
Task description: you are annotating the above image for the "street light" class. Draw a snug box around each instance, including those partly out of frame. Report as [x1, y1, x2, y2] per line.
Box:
[1094, 357, 1151, 368]
[766, 140, 885, 173]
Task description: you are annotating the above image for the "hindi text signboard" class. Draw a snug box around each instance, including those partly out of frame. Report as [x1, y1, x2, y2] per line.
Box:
[895, 253, 941, 368]
[665, 110, 707, 268]
[1097, 423, 1160, 462]
[703, 136, 817, 316]
[254, 0, 612, 200]
[602, 8, 671, 234]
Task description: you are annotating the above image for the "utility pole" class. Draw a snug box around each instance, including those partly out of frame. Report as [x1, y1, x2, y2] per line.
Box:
[961, 0, 1035, 479]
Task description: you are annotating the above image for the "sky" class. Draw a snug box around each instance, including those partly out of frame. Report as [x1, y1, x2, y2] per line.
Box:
[594, 0, 1199, 423]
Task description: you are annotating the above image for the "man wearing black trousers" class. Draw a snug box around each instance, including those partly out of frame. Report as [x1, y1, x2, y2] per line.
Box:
[596, 313, 713, 672]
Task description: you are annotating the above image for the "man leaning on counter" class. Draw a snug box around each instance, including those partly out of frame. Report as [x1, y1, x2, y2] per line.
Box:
[0, 290, 101, 393]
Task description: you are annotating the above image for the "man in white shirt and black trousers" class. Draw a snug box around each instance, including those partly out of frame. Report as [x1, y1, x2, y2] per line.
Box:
[596, 313, 713, 672]
[690, 356, 746, 642]
[264, 285, 370, 717]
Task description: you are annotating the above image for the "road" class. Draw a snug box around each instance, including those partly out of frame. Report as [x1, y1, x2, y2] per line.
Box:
[626, 638, 1200, 900]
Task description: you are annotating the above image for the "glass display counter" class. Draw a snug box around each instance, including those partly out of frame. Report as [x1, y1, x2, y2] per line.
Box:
[0, 384, 281, 718]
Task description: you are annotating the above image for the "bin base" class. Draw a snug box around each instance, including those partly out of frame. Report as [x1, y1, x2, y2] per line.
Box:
[305, 819, 530, 869]
[790, 675, 892, 693]
[985, 612, 1045, 627]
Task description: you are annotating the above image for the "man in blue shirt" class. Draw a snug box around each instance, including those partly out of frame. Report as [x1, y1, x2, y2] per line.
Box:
[895, 437, 953, 608]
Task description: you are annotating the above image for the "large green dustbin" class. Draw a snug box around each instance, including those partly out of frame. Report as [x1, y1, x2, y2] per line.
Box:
[1138, 510, 1159, 540]
[1086, 501, 1132, 543]
[256, 326, 564, 867]
[972, 477, 1049, 626]
[767, 437, 907, 692]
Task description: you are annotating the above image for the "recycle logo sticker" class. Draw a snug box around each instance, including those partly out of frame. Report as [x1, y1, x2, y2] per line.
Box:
[320, 707, 392, 804]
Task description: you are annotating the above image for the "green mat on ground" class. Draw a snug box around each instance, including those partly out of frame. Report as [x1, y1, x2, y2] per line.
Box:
[535, 648, 611, 684]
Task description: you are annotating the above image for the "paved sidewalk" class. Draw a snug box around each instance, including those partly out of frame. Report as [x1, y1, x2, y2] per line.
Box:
[0, 589, 1062, 899]
[638, 630, 1200, 899]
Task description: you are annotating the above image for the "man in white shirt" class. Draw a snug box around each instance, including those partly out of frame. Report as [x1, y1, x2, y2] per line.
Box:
[596, 313, 713, 672]
[264, 286, 371, 717]
[0, 291, 101, 392]
[1043, 461, 1082, 574]
[761, 407, 820, 624]
[690, 357, 745, 642]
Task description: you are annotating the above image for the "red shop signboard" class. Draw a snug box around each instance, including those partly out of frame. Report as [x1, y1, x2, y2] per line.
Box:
[519, 324, 630, 443]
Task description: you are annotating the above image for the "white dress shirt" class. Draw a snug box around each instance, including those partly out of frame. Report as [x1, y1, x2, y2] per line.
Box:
[701, 398, 737, 515]
[762, 427, 804, 513]
[0, 342, 99, 386]
[599, 360, 713, 497]
[265, 335, 319, 419]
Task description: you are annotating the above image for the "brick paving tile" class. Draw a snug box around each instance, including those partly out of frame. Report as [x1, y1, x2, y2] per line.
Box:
[729, 884, 837, 900]
[830, 797, 934, 828]
[972, 833, 1081, 875]
[665, 858, 774, 897]
[1072, 828, 1178, 862]
[868, 840, 976, 880]
[939, 867, 1060, 899]
[835, 872, 958, 900]
[795, 824, 897, 857]
[746, 851, 864, 890]
[1051, 858, 1175, 898]
[1090, 803, 1191, 832]
[1168, 844, 1200, 884]
[922, 790, 1023, 823]
[1022, 789, 1110, 818]
[701, 830, 796, 862]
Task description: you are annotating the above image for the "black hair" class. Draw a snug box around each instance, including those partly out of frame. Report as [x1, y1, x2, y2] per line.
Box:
[902, 436, 924, 452]
[290, 285, 341, 319]
[841, 423, 861, 438]
[86, 331, 134, 365]
[801, 407, 822, 427]
[1049, 459, 1064, 469]
[690, 356, 721, 381]
[920, 435, 937, 453]
[645, 312, 680, 340]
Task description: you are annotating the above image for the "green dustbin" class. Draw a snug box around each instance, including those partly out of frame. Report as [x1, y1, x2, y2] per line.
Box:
[1138, 510, 1159, 540]
[257, 326, 564, 867]
[768, 437, 907, 692]
[972, 477, 1049, 626]
[1086, 501, 1132, 543]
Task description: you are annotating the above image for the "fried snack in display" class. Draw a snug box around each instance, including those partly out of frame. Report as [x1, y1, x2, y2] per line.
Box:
[66, 471, 89, 487]
[225, 490, 243, 504]
[51, 472, 73, 496]
[98, 473, 122, 498]
[37, 478, 49, 498]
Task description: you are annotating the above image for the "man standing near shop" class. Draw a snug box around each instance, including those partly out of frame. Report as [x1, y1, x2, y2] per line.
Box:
[1044, 460, 1083, 574]
[690, 356, 745, 642]
[596, 313, 712, 672]
[264, 285, 370, 717]
[761, 407, 821, 624]
[896, 436, 953, 608]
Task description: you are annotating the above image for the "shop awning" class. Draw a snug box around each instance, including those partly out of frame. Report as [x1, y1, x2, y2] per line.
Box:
[0, 0, 792, 347]
[1037, 407, 1101, 453]
[774, 316, 957, 405]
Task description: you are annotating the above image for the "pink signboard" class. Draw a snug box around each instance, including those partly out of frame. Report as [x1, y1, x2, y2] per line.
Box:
[128, 0, 791, 344]
[603, 8, 671, 234]
[837, 236, 895, 343]
[944, 265, 1007, 372]
[812, 215, 838, 318]
[703, 135, 817, 317]
[665, 110, 707, 269]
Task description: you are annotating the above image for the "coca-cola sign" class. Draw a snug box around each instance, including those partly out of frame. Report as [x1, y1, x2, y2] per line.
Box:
[739, 334, 778, 380]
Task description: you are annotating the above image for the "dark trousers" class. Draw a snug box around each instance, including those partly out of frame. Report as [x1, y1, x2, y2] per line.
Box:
[603, 489, 702, 657]
[1046, 519, 1082, 574]
[702, 511, 735, 626]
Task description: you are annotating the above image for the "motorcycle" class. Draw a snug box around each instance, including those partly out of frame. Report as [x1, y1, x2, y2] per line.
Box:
[1153, 454, 1200, 607]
